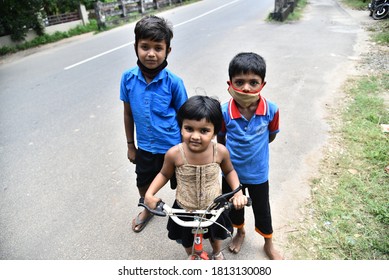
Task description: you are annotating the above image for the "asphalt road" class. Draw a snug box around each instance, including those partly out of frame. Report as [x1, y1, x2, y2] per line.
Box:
[0, 0, 367, 260]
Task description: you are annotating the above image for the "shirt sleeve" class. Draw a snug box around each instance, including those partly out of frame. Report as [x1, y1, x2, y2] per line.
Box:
[218, 119, 226, 136]
[269, 109, 279, 134]
[120, 72, 130, 103]
[171, 78, 188, 111]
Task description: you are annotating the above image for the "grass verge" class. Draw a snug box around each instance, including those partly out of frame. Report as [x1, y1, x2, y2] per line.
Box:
[286, 10, 389, 259]
[288, 74, 389, 259]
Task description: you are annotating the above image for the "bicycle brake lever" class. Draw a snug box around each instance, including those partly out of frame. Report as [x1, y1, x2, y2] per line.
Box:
[138, 198, 167, 217]
[213, 184, 243, 204]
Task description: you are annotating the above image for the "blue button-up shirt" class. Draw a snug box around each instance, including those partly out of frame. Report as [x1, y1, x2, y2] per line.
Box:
[120, 66, 188, 154]
[219, 97, 279, 184]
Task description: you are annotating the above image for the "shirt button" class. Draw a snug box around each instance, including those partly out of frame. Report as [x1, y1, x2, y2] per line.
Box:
[244, 127, 247, 130]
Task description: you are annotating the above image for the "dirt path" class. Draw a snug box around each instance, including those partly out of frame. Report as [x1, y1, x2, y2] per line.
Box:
[275, 5, 387, 260]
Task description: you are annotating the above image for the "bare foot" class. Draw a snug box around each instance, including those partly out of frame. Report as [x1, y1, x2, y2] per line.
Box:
[229, 229, 245, 254]
[264, 242, 284, 260]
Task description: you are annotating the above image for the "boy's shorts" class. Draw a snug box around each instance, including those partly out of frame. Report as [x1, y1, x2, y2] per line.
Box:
[135, 148, 177, 189]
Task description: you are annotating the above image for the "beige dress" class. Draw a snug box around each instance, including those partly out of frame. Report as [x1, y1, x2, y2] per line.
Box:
[175, 142, 222, 210]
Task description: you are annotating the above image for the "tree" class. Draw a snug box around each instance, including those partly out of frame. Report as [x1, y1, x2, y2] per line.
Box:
[0, 0, 95, 41]
[0, 0, 45, 41]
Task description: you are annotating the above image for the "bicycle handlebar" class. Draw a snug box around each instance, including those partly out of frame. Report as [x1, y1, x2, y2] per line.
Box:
[138, 185, 252, 227]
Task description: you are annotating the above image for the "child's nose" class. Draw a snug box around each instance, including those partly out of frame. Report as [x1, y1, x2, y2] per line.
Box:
[147, 50, 155, 57]
[191, 131, 200, 139]
[242, 83, 251, 92]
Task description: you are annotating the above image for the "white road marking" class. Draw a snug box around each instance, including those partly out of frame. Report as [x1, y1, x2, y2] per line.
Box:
[64, 0, 240, 70]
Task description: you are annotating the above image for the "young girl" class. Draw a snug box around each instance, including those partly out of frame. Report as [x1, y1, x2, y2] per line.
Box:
[145, 95, 247, 260]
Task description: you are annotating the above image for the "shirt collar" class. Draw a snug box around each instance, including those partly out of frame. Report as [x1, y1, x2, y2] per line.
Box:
[228, 96, 267, 119]
[135, 67, 167, 83]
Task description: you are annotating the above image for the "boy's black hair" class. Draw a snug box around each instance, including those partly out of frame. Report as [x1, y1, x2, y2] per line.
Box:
[177, 95, 222, 134]
[134, 15, 173, 50]
[228, 52, 266, 81]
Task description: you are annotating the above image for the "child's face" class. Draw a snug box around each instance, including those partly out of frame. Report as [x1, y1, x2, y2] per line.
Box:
[181, 118, 215, 153]
[137, 38, 171, 69]
[230, 72, 264, 92]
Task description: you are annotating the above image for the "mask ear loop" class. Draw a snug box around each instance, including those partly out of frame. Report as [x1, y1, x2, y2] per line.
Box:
[227, 81, 266, 94]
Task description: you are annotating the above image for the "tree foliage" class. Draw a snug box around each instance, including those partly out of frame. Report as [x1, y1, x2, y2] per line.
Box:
[0, 0, 95, 41]
[0, 0, 45, 41]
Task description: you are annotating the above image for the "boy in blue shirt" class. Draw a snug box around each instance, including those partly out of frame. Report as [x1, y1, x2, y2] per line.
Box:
[217, 52, 283, 259]
[120, 15, 188, 233]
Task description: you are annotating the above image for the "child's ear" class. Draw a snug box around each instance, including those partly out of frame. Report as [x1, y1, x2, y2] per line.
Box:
[227, 81, 231, 86]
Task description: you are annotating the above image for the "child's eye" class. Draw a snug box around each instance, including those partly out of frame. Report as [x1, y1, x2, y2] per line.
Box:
[234, 81, 243, 86]
[201, 129, 210, 134]
[250, 81, 260, 86]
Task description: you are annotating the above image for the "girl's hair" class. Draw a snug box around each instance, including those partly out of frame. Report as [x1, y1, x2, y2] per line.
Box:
[228, 52, 266, 81]
[177, 95, 223, 134]
[134, 15, 173, 49]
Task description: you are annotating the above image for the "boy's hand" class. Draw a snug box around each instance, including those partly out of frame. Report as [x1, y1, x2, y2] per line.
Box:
[231, 191, 248, 210]
[127, 144, 137, 164]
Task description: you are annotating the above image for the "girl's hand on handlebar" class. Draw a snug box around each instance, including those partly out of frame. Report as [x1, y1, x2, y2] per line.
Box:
[231, 191, 248, 210]
[144, 195, 160, 210]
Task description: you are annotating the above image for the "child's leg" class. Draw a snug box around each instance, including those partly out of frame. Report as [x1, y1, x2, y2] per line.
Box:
[210, 239, 225, 260]
[264, 238, 284, 260]
[222, 178, 246, 253]
[229, 226, 245, 253]
[132, 184, 153, 232]
[248, 182, 283, 260]
[184, 246, 192, 256]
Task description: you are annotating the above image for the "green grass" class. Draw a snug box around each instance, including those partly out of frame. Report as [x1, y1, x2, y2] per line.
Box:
[288, 72, 389, 259]
[371, 21, 389, 45]
[342, 0, 371, 10]
[0, 20, 99, 56]
[286, 0, 308, 22]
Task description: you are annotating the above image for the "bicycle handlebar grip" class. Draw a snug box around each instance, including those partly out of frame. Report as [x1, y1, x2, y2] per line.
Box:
[138, 198, 167, 217]
[246, 197, 252, 207]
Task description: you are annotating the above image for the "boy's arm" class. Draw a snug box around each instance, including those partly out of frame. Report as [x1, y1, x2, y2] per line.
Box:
[269, 133, 277, 143]
[217, 134, 225, 145]
[269, 107, 279, 143]
[171, 78, 188, 111]
[217, 119, 226, 145]
[123, 102, 136, 163]
[144, 147, 176, 209]
[218, 145, 247, 209]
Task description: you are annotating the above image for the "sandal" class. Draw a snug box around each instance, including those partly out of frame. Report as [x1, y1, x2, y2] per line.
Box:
[131, 211, 153, 233]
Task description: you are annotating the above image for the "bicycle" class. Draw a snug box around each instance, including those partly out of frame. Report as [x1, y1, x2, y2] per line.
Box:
[138, 185, 251, 260]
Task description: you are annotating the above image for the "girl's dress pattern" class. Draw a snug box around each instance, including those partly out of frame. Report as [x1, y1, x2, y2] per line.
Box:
[167, 142, 233, 248]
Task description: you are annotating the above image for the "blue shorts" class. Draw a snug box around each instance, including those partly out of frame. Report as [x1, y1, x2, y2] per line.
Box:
[135, 148, 177, 189]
